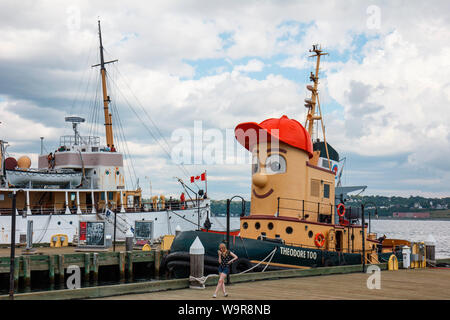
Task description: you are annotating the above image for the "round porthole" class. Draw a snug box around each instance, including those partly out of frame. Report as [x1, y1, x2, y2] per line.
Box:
[286, 226, 293, 234]
[243, 222, 248, 229]
[268, 222, 274, 230]
[116, 171, 120, 175]
[69, 221, 73, 225]
[105, 170, 110, 175]
[351, 234, 355, 240]
[255, 222, 261, 230]
[308, 230, 313, 238]
[57, 221, 61, 225]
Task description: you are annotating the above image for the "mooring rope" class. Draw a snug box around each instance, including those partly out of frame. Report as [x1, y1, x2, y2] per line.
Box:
[189, 247, 278, 285]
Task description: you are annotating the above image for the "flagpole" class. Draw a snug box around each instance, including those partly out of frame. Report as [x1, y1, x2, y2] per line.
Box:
[205, 170, 207, 198]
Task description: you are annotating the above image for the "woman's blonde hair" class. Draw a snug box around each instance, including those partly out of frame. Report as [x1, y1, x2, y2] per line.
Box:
[219, 243, 229, 255]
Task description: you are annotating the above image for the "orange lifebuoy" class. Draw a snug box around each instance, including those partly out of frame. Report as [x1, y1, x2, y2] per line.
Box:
[337, 203, 346, 217]
[314, 232, 325, 248]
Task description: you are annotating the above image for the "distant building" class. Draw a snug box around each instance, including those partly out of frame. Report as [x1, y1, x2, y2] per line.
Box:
[392, 212, 430, 218]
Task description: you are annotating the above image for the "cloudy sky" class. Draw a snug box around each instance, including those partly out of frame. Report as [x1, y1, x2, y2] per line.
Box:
[1, 0, 449, 200]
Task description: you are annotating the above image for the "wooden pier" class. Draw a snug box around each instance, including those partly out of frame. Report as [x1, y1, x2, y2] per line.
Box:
[0, 245, 166, 292]
[100, 267, 450, 300]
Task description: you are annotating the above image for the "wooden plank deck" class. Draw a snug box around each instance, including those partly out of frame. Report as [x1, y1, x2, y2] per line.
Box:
[98, 268, 450, 300]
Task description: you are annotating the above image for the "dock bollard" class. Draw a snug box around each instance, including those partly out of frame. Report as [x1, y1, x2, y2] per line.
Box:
[189, 236, 205, 289]
[402, 246, 411, 269]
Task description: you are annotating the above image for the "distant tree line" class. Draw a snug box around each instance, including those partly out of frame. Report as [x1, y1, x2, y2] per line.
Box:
[210, 195, 450, 217]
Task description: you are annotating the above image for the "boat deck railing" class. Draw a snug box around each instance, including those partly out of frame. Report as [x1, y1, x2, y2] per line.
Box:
[0, 199, 206, 216]
[59, 135, 100, 147]
[276, 197, 334, 223]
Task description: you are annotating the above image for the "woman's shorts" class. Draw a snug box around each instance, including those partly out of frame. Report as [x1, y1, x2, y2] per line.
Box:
[218, 266, 230, 275]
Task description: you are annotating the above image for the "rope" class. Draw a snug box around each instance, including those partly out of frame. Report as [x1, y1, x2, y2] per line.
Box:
[188, 247, 278, 286]
[238, 247, 277, 274]
[35, 212, 53, 243]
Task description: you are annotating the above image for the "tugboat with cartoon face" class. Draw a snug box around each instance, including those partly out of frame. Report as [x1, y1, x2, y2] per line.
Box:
[162, 45, 408, 278]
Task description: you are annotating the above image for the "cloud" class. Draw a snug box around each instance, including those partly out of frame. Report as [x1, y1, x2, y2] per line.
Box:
[1, 0, 450, 198]
[233, 59, 265, 73]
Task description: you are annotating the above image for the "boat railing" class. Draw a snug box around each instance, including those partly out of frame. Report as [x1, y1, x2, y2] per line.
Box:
[0, 199, 207, 215]
[59, 135, 100, 147]
[276, 197, 334, 223]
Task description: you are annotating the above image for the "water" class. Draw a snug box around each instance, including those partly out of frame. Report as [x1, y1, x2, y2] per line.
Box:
[371, 219, 450, 259]
[210, 217, 450, 259]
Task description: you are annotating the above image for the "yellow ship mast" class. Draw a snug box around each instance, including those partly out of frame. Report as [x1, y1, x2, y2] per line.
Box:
[92, 20, 118, 148]
[304, 44, 331, 170]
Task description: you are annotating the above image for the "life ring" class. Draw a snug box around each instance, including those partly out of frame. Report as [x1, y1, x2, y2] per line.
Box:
[337, 203, 346, 217]
[314, 233, 325, 248]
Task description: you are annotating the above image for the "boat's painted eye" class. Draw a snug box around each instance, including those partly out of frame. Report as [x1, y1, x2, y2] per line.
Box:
[265, 154, 286, 174]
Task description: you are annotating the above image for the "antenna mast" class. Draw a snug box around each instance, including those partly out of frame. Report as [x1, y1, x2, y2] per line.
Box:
[92, 20, 118, 148]
[304, 44, 331, 170]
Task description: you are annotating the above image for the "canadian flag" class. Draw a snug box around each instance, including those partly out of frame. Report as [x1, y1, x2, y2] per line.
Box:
[191, 171, 206, 183]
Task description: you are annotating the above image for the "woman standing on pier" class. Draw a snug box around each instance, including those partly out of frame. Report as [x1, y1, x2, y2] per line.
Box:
[213, 243, 237, 298]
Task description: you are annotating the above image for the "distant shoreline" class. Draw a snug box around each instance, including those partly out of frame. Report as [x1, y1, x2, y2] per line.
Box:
[372, 217, 450, 222]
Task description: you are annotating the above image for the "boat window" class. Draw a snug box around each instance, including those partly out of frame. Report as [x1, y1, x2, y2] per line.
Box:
[310, 180, 320, 197]
[286, 226, 293, 234]
[108, 192, 113, 200]
[101, 193, 105, 200]
[322, 159, 330, 168]
[308, 230, 313, 238]
[268, 222, 274, 230]
[255, 222, 261, 230]
[70, 193, 76, 201]
[265, 154, 286, 175]
[243, 222, 248, 229]
[323, 183, 330, 199]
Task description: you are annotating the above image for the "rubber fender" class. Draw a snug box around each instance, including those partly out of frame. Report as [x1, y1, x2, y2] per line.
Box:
[167, 260, 218, 276]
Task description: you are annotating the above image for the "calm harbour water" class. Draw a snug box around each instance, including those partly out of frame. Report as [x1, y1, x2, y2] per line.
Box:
[210, 217, 450, 259]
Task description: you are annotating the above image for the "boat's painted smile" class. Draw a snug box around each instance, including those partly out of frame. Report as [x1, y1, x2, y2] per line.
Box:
[253, 188, 274, 199]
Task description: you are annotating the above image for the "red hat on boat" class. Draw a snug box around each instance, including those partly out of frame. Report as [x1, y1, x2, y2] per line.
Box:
[235, 115, 313, 158]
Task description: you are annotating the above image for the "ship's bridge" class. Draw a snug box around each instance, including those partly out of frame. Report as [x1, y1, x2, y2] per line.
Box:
[37, 116, 125, 190]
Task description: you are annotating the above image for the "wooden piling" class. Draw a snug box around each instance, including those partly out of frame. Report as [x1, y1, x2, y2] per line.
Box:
[13, 257, 20, 291]
[49, 255, 55, 289]
[154, 250, 161, 279]
[58, 255, 64, 289]
[84, 253, 90, 284]
[126, 251, 133, 281]
[92, 253, 99, 285]
[23, 256, 31, 292]
[119, 252, 125, 283]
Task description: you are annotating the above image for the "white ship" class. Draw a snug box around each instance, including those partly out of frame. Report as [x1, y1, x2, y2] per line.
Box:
[0, 21, 210, 245]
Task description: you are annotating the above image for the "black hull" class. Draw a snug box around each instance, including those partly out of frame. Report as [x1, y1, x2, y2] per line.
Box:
[160, 231, 400, 278]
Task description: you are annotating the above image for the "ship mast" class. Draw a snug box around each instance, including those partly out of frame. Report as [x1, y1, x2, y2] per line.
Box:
[92, 20, 118, 148]
[304, 44, 331, 170]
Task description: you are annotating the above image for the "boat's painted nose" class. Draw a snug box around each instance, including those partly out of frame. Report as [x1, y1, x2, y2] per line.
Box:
[252, 173, 268, 188]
